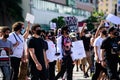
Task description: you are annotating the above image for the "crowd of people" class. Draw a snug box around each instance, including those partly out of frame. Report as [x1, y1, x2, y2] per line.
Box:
[0, 20, 120, 80]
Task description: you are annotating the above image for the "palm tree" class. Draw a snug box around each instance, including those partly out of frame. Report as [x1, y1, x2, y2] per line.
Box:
[0, 0, 24, 26]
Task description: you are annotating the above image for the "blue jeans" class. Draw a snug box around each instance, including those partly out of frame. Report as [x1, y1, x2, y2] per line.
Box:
[0, 61, 11, 80]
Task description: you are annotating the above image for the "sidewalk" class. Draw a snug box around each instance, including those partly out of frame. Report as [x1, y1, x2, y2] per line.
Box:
[0, 69, 3, 80]
[57, 65, 91, 80]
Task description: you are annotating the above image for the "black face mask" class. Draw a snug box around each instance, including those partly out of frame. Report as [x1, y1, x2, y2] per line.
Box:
[4, 35, 9, 38]
[102, 30, 107, 35]
[36, 30, 41, 35]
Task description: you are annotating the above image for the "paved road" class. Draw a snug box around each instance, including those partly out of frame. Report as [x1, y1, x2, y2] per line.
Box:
[0, 66, 92, 80]
[57, 66, 91, 80]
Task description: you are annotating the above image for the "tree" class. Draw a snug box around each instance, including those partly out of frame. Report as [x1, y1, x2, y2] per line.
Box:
[51, 16, 66, 29]
[0, 0, 24, 26]
[85, 11, 104, 31]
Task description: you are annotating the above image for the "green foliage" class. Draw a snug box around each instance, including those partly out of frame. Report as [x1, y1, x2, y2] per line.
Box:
[85, 11, 104, 31]
[0, 0, 23, 25]
[51, 16, 66, 29]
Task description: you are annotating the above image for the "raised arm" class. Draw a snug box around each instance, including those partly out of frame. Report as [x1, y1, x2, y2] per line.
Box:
[95, 20, 104, 38]
[80, 23, 87, 37]
[23, 22, 30, 39]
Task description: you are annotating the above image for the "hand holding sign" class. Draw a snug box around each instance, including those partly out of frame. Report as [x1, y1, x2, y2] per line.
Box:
[25, 13, 35, 24]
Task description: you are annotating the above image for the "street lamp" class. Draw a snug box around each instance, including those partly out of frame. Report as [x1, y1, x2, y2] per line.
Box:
[30, 0, 33, 13]
[114, 4, 117, 16]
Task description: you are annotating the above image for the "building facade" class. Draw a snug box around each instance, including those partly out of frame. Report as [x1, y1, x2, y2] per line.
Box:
[98, 0, 117, 14]
[22, 0, 95, 30]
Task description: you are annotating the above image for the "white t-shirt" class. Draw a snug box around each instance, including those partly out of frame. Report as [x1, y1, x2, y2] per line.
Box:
[56, 36, 63, 60]
[93, 36, 105, 61]
[46, 40, 57, 62]
[8, 32, 24, 58]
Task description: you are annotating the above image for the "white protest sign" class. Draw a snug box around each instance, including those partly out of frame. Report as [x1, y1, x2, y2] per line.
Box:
[117, 0, 120, 13]
[71, 40, 86, 60]
[50, 22, 56, 29]
[106, 14, 120, 24]
[25, 13, 35, 24]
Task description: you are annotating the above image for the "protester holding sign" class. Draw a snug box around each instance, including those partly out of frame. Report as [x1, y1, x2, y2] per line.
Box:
[8, 22, 30, 80]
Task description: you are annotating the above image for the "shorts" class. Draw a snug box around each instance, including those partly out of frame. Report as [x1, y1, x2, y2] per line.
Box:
[80, 58, 86, 65]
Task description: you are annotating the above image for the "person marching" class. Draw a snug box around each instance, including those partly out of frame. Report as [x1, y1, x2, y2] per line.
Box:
[54, 26, 74, 80]
[101, 27, 120, 80]
[45, 31, 57, 80]
[8, 22, 30, 80]
[92, 25, 108, 80]
[0, 27, 13, 80]
[27, 24, 48, 80]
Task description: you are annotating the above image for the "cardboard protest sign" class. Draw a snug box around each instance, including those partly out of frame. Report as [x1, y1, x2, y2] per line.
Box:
[71, 40, 86, 60]
[117, 0, 120, 13]
[50, 22, 56, 29]
[25, 13, 35, 24]
[106, 14, 120, 24]
[64, 16, 78, 32]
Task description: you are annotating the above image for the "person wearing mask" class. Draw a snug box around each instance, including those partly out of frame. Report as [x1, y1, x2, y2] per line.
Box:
[45, 31, 57, 80]
[0, 27, 13, 80]
[27, 24, 48, 80]
[101, 27, 120, 80]
[79, 23, 92, 78]
[8, 21, 30, 80]
[54, 26, 74, 80]
[92, 26, 108, 80]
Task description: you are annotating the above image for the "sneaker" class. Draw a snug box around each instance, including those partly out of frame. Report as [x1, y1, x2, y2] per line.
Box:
[80, 64, 82, 71]
[84, 72, 89, 78]
[76, 67, 79, 72]
[83, 73, 87, 78]
[85, 72, 89, 77]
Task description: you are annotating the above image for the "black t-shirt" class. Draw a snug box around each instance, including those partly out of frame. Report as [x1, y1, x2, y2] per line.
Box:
[44, 40, 48, 51]
[81, 36, 90, 51]
[27, 37, 46, 66]
[101, 37, 120, 59]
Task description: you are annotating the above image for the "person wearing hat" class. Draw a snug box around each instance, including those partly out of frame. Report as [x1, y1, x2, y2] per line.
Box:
[54, 26, 74, 80]
[101, 27, 120, 80]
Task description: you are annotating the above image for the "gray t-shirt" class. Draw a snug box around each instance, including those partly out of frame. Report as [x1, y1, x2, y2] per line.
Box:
[0, 39, 13, 58]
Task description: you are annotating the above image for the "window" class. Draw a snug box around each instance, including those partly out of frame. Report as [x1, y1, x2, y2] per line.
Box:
[90, 0, 93, 3]
[79, 0, 89, 3]
[79, 0, 82, 2]
[106, 9, 108, 11]
[32, 0, 90, 18]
